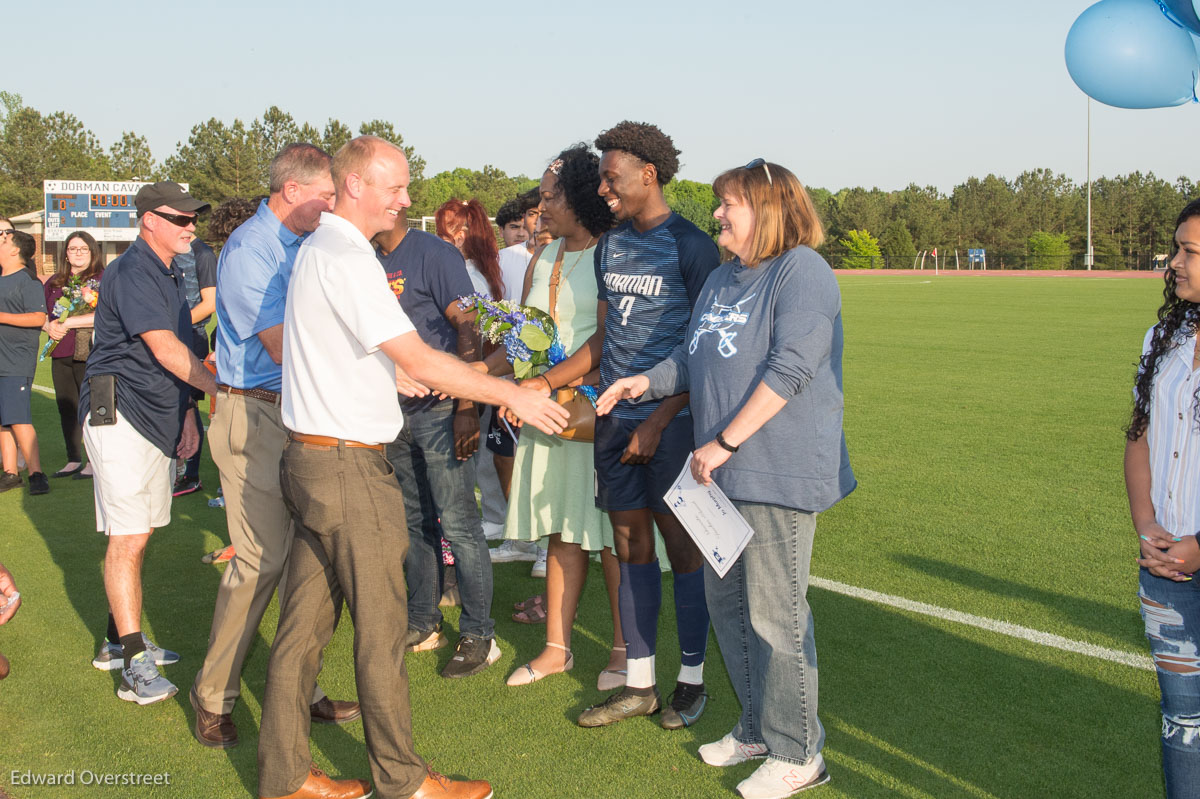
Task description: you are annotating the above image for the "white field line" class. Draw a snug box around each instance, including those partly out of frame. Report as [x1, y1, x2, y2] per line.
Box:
[811, 576, 1153, 672]
[32, 383, 54, 396]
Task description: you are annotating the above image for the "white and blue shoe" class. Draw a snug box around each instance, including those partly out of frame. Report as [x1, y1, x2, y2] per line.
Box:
[737, 755, 829, 799]
[92, 635, 180, 671]
[117, 651, 178, 705]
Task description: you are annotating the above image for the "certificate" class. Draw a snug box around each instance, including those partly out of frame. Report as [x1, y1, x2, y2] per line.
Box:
[663, 455, 755, 578]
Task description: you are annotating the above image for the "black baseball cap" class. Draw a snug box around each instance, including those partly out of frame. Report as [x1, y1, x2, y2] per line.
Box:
[134, 182, 211, 217]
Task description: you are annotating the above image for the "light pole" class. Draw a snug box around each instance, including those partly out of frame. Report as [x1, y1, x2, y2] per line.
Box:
[1086, 97, 1093, 271]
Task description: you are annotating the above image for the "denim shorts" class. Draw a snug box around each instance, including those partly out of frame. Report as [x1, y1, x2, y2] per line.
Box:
[0, 375, 33, 426]
[594, 413, 693, 514]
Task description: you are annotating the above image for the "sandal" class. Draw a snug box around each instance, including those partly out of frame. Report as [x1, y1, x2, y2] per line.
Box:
[597, 645, 627, 692]
[506, 642, 573, 686]
[513, 593, 546, 612]
[512, 599, 547, 625]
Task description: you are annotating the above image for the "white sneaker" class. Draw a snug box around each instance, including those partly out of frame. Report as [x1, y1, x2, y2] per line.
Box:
[490, 540, 538, 563]
[737, 755, 829, 799]
[482, 520, 505, 541]
[699, 732, 769, 767]
[530, 547, 548, 578]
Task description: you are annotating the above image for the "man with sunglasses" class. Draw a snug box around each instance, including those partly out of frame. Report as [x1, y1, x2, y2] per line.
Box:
[81, 181, 218, 705]
[536, 121, 720, 729]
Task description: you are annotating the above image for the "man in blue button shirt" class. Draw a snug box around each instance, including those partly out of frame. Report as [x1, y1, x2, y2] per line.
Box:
[191, 143, 359, 749]
[81, 181, 218, 705]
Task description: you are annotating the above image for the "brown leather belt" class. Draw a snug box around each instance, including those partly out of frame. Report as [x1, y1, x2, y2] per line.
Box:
[289, 432, 384, 452]
[217, 383, 280, 405]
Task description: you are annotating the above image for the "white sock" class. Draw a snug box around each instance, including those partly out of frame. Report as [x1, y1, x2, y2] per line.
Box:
[626, 655, 656, 689]
[677, 662, 704, 685]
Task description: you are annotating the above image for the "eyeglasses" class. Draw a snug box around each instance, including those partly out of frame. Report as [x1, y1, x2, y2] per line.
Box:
[0, 229, 13, 237]
[146, 209, 198, 227]
[66, 247, 91, 254]
[745, 158, 772, 186]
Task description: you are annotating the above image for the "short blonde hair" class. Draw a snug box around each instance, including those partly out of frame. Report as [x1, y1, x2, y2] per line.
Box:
[712, 161, 824, 267]
[331, 135, 403, 188]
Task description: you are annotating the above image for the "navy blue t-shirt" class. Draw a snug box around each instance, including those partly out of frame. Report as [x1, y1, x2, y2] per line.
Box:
[377, 229, 474, 412]
[595, 213, 720, 420]
[81, 237, 192, 456]
[0, 270, 47, 377]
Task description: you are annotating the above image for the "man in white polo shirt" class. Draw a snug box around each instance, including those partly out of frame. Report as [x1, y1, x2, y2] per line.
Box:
[255, 135, 568, 799]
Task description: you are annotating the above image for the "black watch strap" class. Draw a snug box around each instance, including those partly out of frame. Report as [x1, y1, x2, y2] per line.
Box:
[716, 432, 739, 453]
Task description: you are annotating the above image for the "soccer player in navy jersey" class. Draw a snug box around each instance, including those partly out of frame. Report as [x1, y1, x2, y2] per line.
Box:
[536, 121, 719, 729]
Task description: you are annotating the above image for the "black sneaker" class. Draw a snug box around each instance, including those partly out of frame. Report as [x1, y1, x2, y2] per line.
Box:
[0, 473, 21, 493]
[577, 686, 662, 727]
[406, 624, 448, 652]
[440, 636, 501, 678]
[27, 472, 49, 496]
[661, 681, 707, 729]
[172, 477, 201, 497]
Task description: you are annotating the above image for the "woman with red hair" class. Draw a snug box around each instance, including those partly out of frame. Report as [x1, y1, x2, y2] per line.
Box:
[435, 198, 504, 300]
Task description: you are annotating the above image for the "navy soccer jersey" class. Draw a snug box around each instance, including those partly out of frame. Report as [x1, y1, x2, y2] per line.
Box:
[595, 213, 720, 420]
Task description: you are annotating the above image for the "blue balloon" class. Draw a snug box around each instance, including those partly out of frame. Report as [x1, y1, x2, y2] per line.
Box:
[1065, 0, 1199, 109]
[1159, 0, 1200, 36]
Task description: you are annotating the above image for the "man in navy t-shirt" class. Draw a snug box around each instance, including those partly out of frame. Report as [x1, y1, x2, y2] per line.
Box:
[374, 215, 500, 679]
[537, 122, 720, 729]
[80, 182, 217, 706]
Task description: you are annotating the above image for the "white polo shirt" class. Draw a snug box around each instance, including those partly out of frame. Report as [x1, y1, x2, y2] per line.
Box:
[282, 212, 416, 445]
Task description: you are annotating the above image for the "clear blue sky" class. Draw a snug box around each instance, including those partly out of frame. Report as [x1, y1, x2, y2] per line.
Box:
[8, 0, 1198, 192]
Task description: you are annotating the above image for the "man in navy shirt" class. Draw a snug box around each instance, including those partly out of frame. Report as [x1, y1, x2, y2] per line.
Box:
[374, 213, 501, 678]
[82, 181, 218, 705]
[538, 122, 720, 729]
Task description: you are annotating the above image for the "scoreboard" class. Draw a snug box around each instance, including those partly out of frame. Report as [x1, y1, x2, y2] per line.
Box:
[42, 180, 190, 242]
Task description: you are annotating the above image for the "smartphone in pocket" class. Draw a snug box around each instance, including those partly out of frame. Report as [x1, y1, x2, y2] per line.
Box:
[88, 374, 116, 426]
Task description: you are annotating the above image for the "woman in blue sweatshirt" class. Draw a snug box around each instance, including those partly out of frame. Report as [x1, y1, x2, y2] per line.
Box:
[596, 159, 855, 799]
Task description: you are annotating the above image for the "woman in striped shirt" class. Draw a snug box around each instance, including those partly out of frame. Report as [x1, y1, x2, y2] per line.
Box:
[1126, 197, 1200, 798]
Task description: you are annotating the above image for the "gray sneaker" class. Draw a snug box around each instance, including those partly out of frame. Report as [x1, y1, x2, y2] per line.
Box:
[440, 636, 501, 678]
[578, 686, 661, 727]
[92, 635, 181, 671]
[117, 651, 178, 705]
[0, 472, 21, 493]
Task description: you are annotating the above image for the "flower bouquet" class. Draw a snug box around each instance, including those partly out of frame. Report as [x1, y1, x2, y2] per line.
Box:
[458, 293, 597, 405]
[40, 274, 100, 361]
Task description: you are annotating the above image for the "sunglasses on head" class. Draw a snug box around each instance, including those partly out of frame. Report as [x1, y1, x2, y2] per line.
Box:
[146, 209, 198, 227]
[745, 158, 772, 186]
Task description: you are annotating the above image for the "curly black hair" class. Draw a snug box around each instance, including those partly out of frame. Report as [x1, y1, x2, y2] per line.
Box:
[1128, 198, 1200, 441]
[594, 121, 680, 185]
[208, 196, 265, 244]
[551, 144, 615, 237]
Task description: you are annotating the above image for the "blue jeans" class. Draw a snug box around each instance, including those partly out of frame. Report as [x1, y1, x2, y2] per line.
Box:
[706, 500, 823, 766]
[388, 400, 493, 640]
[1140, 569, 1200, 798]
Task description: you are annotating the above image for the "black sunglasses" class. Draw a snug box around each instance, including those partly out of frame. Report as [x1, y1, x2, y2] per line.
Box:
[146, 209, 198, 227]
[745, 158, 772, 186]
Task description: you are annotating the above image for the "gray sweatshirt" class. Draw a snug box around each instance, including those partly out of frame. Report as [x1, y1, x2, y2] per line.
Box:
[641, 245, 855, 513]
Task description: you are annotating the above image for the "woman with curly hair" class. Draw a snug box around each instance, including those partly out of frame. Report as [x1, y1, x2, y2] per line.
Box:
[1127, 198, 1200, 798]
[43, 231, 105, 478]
[435, 198, 504, 300]
[477, 144, 629, 689]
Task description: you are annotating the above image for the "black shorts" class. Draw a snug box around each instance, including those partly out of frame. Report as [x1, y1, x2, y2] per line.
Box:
[484, 406, 517, 457]
[0, 376, 33, 426]
[594, 413, 694, 514]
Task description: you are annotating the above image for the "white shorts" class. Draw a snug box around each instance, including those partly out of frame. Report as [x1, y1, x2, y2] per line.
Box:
[82, 410, 173, 536]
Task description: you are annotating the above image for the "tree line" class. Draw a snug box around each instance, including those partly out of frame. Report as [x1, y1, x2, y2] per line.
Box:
[0, 93, 1193, 269]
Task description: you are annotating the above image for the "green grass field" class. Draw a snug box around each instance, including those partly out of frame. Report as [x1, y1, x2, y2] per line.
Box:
[0, 273, 1168, 798]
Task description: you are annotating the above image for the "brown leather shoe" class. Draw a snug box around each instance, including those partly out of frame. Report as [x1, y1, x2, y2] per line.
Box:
[189, 688, 238, 748]
[410, 768, 493, 799]
[260, 764, 371, 799]
[310, 696, 362, 725]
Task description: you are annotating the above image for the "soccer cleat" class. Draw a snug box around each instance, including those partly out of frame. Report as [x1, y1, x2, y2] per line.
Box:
[117, 651, 178, 705]
[661, 681, 708, 729]
[699, 732, 769, 767]
[577, 686, 661, 727]
[92, 635, 180, 671]
[172, 477, 202, 497]
[736, 755, 829, 799]
[440, 636, 501, 679]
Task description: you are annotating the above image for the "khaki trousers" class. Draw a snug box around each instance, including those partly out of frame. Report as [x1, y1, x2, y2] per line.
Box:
[193, 392, 325, 713]
[259, 441, 426, 799]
